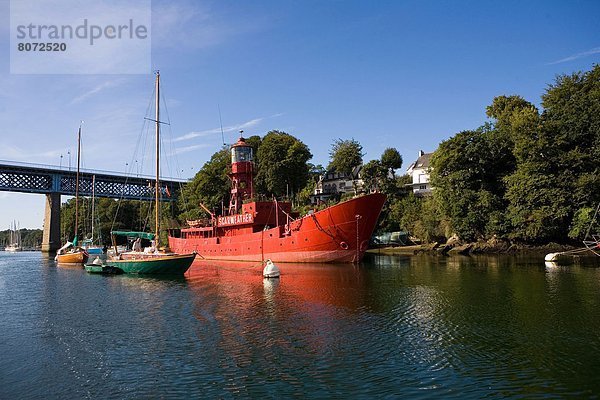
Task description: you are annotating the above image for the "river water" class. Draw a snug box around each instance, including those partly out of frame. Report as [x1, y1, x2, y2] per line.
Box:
[1, 251, 599, 399]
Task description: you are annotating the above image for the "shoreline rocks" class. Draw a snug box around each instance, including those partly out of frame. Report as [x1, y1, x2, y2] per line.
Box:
[368, 237, 577, 256]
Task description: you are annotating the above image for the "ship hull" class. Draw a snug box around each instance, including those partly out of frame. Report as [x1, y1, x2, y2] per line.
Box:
[105, 253, 196, 274]
[55, 250, 89, 266]
[169, 193, 386, 263]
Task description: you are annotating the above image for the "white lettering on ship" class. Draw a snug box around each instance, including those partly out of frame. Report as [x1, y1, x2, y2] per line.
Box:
[217, 213, 254, 227]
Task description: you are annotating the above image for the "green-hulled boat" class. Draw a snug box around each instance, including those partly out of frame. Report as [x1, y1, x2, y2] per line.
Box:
[106, 251, 196, 274]
[105, 231, 195, 274]
[103, 72, 196, 275]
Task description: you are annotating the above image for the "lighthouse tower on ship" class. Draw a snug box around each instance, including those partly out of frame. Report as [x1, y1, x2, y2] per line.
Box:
[228, 132, 254, 215]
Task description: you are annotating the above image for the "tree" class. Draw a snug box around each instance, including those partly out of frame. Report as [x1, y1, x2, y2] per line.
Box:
[328, 138, 364, 175]
[381, 148, 403, 176]
[255, 130, 312, 198]
[360, 159, 385, 192]
[178, 147, 231, 221]
[430, 125, 513, 241]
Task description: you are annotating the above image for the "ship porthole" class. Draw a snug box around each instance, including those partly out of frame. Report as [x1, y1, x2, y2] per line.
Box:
[340, 241, 349, 250]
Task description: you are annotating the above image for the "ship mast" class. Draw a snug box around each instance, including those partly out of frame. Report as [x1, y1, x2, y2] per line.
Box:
[155, 71, 161, 245]
[74, 123, 82, 243]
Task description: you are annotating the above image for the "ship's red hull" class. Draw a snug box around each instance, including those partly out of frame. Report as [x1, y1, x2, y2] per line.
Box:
[168, 193, 386, 263]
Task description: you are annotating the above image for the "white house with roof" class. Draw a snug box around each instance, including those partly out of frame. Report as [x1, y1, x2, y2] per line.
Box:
[406, 150, 433, 196]
[311, 166, 364, 204]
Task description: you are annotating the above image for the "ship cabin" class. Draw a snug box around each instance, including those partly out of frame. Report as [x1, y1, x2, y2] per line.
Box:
[169, 200, 298, 240]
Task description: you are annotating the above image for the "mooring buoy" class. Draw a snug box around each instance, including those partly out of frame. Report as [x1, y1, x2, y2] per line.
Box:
[263, 259, 280, 278]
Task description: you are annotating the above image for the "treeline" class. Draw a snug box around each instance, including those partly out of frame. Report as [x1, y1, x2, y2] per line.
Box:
[395, 64, 600, 244]
[0, 229, 42, 248]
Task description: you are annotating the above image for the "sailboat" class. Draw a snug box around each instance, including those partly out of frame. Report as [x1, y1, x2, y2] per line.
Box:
[55, 124, 89, 265]
[82, 175, 105, 255]
[5, 220, 22, 252]
[103, 71, 196, 274]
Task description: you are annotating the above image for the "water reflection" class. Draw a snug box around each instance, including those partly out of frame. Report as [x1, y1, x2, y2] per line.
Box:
[2, 252, 600, 398]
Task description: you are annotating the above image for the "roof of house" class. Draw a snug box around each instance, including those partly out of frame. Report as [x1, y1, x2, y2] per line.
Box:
[407, 152, 433, 172]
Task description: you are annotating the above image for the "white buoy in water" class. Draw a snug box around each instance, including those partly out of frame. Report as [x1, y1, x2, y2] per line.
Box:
[263, 259, 280, 278]
[92, 256, 103, 265]
[545, 261, 559, 269]
[545, 253, 559, 262]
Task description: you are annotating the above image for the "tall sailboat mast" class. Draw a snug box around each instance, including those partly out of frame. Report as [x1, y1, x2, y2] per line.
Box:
[91, 174, 96, 243]
[155, 71, 160, 244]
[75, 124, 82, 243]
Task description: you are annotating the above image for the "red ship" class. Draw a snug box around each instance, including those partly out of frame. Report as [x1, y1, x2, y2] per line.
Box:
[168, 136, 386, 263]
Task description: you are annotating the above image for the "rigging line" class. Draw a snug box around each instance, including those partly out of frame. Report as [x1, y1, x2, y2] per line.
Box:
[158, 74, 194, 218]
[584, 202, 600, 241]
[158, 81, 177, 181]
[218, 104, 226, 145]
[110, 83, 155, 233]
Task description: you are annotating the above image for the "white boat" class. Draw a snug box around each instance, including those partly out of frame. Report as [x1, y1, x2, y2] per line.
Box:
[5, 221, 22, 252]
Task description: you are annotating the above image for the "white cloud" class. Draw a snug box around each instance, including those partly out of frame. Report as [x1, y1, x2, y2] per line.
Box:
[174, 117, 264, 142]
[70, 80, 122, 104]
[548, 46, 600, 65]
[174, 114, 284, 142]
[173, 143, 212, 155]
[151, 1, 266, 50]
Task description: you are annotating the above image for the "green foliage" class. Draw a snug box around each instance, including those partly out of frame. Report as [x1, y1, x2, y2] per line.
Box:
[328, 138, 364, 175]
[361, 160, 386, 192]
[387, 193, 447, 242]
[504, 65, 600, 242]
[178, 147, 230, 221]
[430, 126, 513, 241]
[569, 207, 598, 240]
[381, 147, 403, 174]
[0, 228, 43, 248]
[255, 130, 312, 198]
[424, 64, 600, 244]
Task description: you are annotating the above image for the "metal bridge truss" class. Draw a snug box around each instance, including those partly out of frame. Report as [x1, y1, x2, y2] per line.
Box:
[0, 163, 185, 201]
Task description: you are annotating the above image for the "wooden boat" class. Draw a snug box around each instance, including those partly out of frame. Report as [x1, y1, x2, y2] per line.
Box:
[56, 124, 88, 265]
[168, 137, 386, 264]
[104, 72, 195, 275]
[56, 250, 88, 265]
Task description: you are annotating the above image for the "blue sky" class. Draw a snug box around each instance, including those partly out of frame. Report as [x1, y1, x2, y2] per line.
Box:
[0, 0, 599, 229]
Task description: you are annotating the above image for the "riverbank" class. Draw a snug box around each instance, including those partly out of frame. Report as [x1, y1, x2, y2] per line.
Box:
[367, 237, 578, 256]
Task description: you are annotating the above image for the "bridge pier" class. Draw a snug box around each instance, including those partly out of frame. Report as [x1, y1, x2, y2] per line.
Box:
[42, 193, 61, 253]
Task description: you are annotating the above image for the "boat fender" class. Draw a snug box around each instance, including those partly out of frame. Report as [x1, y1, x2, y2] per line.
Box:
[340, 241, 349, 250]
[263, 259, 280, 278]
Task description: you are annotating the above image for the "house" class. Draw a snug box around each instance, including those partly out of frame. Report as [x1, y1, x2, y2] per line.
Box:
[406, 150, 433, 196]
[310, 166, 364, 204]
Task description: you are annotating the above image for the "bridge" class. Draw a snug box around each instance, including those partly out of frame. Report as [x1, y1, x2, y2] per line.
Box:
[0, 160, 188, 252]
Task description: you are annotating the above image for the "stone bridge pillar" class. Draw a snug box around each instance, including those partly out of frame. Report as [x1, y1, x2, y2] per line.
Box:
[42, 192, 61, 253]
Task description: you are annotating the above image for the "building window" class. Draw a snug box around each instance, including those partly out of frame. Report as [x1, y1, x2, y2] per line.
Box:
[419, 185, 426, 190]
